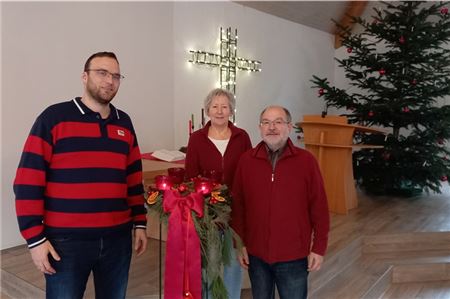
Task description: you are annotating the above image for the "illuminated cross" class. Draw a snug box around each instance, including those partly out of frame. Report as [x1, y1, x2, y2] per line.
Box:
[188, 27, 262, 96]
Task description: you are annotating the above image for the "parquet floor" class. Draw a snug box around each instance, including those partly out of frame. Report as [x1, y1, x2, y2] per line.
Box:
[2, 186, 450, 298]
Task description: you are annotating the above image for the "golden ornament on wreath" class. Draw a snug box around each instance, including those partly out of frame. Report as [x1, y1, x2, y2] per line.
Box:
[211, 191, 226, 202]
[146, 190, 159, 205]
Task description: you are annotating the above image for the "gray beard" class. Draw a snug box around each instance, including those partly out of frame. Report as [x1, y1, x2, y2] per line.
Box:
[265, 140, 287, 152]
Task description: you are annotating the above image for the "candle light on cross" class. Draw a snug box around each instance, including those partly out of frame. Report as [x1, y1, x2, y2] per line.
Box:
[188, 27, 262, 123]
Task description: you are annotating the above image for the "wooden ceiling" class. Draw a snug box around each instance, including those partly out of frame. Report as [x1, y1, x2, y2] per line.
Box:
[235, 1, 369, 48]
[334, 1, 368, 48]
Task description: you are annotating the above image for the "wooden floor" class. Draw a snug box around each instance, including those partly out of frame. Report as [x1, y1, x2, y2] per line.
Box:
[2, 186, 450, 298]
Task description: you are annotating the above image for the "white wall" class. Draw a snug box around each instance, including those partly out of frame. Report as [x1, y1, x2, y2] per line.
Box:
[1, 2, 174, 249]
[173, 2, 335, 147]
[0, 2, 3, 250]
[1, 2, 335, 249]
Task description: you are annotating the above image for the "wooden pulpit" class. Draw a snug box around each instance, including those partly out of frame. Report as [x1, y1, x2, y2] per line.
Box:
[299, 115, 386, 214]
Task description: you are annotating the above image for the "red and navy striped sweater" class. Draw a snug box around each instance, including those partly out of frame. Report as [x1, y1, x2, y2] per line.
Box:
[14, 97, 147, 248]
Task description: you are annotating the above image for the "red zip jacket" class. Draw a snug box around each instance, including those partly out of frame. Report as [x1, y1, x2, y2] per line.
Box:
[185, 121, 252, 188]
[231, 139, 330, 263]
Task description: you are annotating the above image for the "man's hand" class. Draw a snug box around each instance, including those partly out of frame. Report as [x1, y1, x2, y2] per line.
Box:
[308, 252, 324, 272]
[134, 229, 148, 256]
[237, 246, 249, 270]
[30, 240, 60, 275]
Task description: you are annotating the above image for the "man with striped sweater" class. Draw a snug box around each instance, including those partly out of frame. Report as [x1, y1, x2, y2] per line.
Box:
[13, 52, 148, 299]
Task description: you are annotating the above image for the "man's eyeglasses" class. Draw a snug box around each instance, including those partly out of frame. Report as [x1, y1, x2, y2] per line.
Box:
[260, 119, 290, 127]
[87, 69, 124, 81]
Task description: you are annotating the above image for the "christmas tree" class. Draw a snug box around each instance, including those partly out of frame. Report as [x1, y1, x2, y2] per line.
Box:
[311, 1, 450, 196]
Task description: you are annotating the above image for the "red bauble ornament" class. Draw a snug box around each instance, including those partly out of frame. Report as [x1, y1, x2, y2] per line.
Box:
[411, 79, 417, 85]
[399, 36, 405, 44]
[368, 111, 374, 117]
[318, 88, 324, 96]
[379, 69, 386, 75]
[441, 7, 448, 15]
[347, 47, 353, 53]
[441, 175, 448, 182]
[402, 106, 410, 113]
[438, 138, 444, 145]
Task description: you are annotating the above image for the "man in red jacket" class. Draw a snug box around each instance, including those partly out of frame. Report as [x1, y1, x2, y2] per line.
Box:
[231, 105, 330, 299]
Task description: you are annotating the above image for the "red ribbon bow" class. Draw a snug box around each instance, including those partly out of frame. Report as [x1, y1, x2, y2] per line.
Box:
[163, 190, 204, 299]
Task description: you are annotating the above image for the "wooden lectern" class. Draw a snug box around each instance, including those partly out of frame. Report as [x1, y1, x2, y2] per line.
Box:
[299, 115, 386, 214]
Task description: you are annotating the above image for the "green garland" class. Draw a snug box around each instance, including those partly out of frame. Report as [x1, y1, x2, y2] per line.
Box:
[146, 181, 242, 299]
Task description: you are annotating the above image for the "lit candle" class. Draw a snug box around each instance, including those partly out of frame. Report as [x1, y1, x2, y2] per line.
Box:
[201, 108, 205, 127]
[155, 175, 174, 191]
[193, 178, 213, 195]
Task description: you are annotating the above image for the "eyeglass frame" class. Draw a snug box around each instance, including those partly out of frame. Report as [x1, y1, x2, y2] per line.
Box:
[260, 118, 291, 127]
[86, 69, 125, 81]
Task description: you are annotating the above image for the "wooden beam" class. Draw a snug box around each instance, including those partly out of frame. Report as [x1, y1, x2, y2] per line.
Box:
[334, 1, 368, 49]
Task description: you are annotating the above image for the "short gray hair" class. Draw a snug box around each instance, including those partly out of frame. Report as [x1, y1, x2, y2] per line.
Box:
[259, 105, 292, 123]
[204, 88, 236, 116]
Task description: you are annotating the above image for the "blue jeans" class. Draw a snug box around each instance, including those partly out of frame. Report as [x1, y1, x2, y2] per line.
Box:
[203, 251, 243, 299]
[45, 232, 132, 299]
[248, 255, 309, 299]
[223, 250, 243, 299]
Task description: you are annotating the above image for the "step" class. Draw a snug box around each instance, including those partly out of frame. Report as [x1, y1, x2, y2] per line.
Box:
[311, 232, 450, 298]
[381, 280, 450, 298]
[392, 262, 450, 283]
[362, 232, 450, 254]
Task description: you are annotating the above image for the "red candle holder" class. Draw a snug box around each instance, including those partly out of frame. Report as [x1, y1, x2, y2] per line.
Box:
[155, 175, 174, 191]
[168, 167, 186, 184]
[193, 177, 213, 195]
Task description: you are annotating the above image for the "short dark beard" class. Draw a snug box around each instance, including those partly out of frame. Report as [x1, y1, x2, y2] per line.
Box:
[91, 92, 113, 105]
[86, 83, 116, 105]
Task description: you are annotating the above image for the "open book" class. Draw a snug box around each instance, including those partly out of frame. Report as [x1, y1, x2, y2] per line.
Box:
[151, 149, 186, 162]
